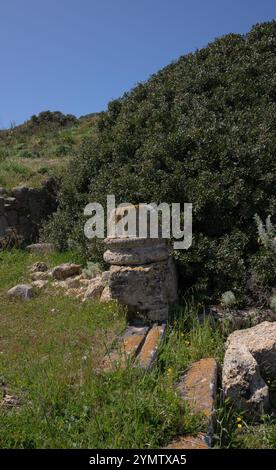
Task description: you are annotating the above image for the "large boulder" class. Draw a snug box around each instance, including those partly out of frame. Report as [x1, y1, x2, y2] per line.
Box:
[225, 321, 276, 376]
[222, 321, 276, 415]
[223, 344, 269, 415]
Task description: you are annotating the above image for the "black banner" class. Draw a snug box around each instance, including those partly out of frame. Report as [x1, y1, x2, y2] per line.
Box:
[0, 449, 275, 467]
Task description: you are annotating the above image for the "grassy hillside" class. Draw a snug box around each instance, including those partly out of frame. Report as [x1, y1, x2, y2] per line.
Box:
[0, 111, 99, 189]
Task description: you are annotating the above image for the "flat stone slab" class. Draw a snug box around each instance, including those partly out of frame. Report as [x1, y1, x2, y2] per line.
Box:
[165, 433, 210, 449]
[165, 358, 218, 450]
[26, 243, 55, 254]
[52, 263, 81, 280]
[103, 244, 169, 265]
[178, 358, 218, 418]
[104, 237, 166, 249]
[136, 323, 167, 369]
[101, 325, 149, 371]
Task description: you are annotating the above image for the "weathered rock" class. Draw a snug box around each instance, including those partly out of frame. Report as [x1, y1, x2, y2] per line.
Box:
[32, 280, 48, 289]
[136, 323, 166, 369]
[100, 286, 113, 302]
[26, 243, 55, 254]
[0, 197, 5, 213]
[0, 394, 21, 409]
[30, 262, 48, 273]
[83, 277, 105, 300]
[11, 186, 29, 202]
[101, 325, 149, 371]
[79, 278, 93, 287]
[107, 259, 177, 322]
[104, 236, 166, 249]
[209, 306, 276, 329]
[225, 321, 276, 375]
[223, 344, 269, 415]
[103, 242, 169, 265]
[52, 263, 81, 280]
[65, 287, 85, 298]
[57, 275, 82, 289]
[7, 284, 33, 300]
[178, 358, 218, 420]
[165, 358, 217, 449]
[165, 433, 210, 450]
[102, 202, 178, 323]
[0, 182, 57, 245]
[4, 197, 17, 210]
[6, 210, 18, 227]
[0, 215, 8, 236]
[222, 321, 276, 415]
[101, 271, 110, 284]
[30, 271, 49, 281]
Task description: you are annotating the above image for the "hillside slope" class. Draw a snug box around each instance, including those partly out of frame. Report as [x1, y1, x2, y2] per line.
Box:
[0, 111, 98, 189]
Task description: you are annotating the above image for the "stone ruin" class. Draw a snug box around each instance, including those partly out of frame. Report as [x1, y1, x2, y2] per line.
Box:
[102, 205, 178, 323]
[0, 178, 57, 245]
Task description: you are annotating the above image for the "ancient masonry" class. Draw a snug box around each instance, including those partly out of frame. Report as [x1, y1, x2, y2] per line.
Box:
[100, 205, 178, 372]
[0, 178, 57, 244]
[103, 205, 178, 323]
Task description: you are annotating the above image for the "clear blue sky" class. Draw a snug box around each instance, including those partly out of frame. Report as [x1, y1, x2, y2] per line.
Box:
[0, 0, 275, 128]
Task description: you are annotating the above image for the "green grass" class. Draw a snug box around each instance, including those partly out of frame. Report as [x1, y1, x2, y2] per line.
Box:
[1, 250, 275, 448]
[0, 114, 98, 189]
[0, 250, 223, 448]
[213, 395, 276, 449]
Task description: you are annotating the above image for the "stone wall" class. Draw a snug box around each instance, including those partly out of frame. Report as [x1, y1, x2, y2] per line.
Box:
[0, 178, 57, 245]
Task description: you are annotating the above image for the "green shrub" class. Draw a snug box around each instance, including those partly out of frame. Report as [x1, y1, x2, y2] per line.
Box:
[0, 147, 8, 162]
[16, 149, 35, 159]
[14, 143, 25, 151]
[255, 214, 276, 253]
[43, 21, 276, 305]
[221, 291, 236, 308]
[82, 261, 102, 278]
[54, 144, 71, 157]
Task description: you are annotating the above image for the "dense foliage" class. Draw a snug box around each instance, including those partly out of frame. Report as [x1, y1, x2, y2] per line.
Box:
[44, 21, 276, 304]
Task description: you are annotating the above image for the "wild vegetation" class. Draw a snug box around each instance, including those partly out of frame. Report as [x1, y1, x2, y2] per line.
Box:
[42, 21, 276, 306]
[1, 250, 276, 448]
[1, 21, 276, 449]
[0, 111, 98, 189]
[0, 250, 213, 448]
